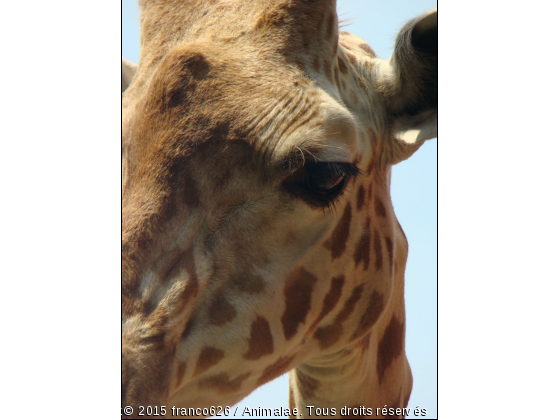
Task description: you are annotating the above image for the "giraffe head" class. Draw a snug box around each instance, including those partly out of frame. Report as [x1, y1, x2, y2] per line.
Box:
[122, 0, 436, 411]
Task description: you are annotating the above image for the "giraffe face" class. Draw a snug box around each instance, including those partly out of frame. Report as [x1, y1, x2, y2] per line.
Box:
[122, 1, 436, 409]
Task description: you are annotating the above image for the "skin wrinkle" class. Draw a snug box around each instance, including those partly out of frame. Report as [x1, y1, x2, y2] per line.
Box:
[122, 0, 437, 413]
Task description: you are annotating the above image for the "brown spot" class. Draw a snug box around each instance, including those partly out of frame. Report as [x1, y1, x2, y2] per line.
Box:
[310, 275, 345, 330]
[314, 323, 343, 349]
[327, 203, 352, 260]
[351, 291, 384, 340]
[385, 237, 394, 268]
[347, 52, 357, 64]
[281, 268, 318, 340]
[337, 56, 348, 74]
[374, 195, 387, 217]
[377, 316, 404, 383]
[295, 369, 320, 399]
[194, 347, 225, 376]
[199, 372, 251, 394]
[314, 285, 364, 349]
[336, 285, 364, 323]
[159, 51, 211, 108]
[326, 12, 335, 38]
[257, 355, 295, 386]
[175, 362, 187, 388]
[232, 272, 265, 294]
[373, 229, 383, 270]
[353, 229, 371, 271]
[208, 293, 237, 326]
[359, 43, 376, 57]
[243, 316, 274, 360]
[356, 185, 365, 210]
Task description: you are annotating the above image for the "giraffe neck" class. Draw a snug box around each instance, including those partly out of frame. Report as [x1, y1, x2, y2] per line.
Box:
[288, 244, 412, 419]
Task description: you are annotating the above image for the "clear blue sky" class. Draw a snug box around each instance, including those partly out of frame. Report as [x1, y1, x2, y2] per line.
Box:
[122, 1, 437, 418]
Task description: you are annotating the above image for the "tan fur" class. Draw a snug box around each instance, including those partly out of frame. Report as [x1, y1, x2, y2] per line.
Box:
[122, 1, 437, 418]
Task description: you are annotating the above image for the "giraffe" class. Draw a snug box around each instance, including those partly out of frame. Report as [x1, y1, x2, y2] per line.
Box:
[122, 1, 437, 418]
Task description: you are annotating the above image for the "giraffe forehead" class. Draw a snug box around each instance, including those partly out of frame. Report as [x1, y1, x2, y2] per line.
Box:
[127, 46, 365, 175]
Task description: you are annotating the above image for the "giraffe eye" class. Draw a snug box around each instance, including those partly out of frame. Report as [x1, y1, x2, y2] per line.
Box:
[283, 162, 361, 209]
[305, 166, 345, 195]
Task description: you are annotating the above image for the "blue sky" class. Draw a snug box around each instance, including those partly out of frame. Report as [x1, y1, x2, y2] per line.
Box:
[122, 1, 437, 418]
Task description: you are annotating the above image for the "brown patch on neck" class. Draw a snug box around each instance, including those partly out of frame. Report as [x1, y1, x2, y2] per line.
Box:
[353, 219, 372, 271]
[373, 228, 383, 271]
[309, 275, 345, 331]
[376, 316, 404, 383]
[243, 316, 274, 360]
[194, 346, 225, 376]
[208, 292, 237, 326]
[351, 291, 384, 340]
[281, 268, 318, 340]
[356, 185, 365, 210]
[385, 237, 394, 269]
[314, 284, 364, 349]
[326, 203, 352, 260]
[374, 195, 387, 217]
[232, 272, 266, 294]
[313, 323, 343, 349]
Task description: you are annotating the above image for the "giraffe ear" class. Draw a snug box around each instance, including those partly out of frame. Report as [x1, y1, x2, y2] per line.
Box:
[122, 58, 138, 93]
[387, 9, 437, 144]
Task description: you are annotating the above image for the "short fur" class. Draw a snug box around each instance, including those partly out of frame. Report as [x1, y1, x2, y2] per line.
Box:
[122, 1, 437, 418]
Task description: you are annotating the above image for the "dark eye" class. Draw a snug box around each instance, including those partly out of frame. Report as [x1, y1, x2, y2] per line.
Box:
[283, 162, 360, 209]
[305, 167, 345, 195]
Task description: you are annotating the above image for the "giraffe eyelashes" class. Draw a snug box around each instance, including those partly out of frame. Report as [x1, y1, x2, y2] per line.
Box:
[283, 162, 361, 210]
